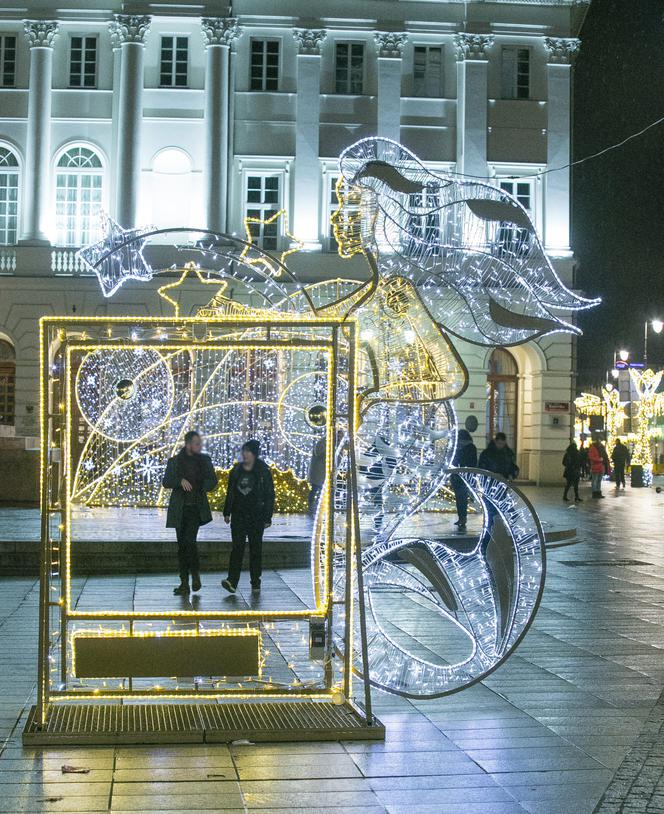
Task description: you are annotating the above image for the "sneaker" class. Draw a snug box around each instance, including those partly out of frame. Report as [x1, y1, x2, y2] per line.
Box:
[191, 574, 202, 592]
[456, 524, 467, 533]
[221, 579, 236, 594]
[173, 583, 189, 596]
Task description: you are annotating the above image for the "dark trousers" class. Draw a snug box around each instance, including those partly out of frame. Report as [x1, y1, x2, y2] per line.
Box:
[452, 482, 469, 526]
[176, 505, 201, 584]
[563, 476, 580, 500]
[228, 514, 265, 588]
[308, 484, 322, 516]
[614, 464, 626, 488]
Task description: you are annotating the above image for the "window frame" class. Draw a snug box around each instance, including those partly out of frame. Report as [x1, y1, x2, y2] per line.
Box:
[0, 34, 17, 88]
[0, 145, 20, 246]
[412, 44, 443, 98]
[69, 34, 98, 89]
[249, 38, 281, 92]
[334, 42, 365, 95]
[53, 144, 105, 248]
[159, 35, 189, 88]
[242, 170, 284, 251]
[501, 45, 531, 101]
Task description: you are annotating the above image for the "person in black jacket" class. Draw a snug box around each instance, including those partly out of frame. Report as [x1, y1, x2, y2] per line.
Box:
[478, 432, 520, 480]
[162, 430, 218, 596]
[450, 429, 478, 533]
[562, 441, 582, 502]
[221, 439, 275, 594]
[611, 439, 630, 489]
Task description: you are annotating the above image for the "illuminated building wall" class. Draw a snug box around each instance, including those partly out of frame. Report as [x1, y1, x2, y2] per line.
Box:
[0, 0, 584, 484]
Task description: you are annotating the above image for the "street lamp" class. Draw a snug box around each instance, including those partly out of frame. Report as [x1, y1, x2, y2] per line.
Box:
[619, 349, 629, 362]
[611, 368, 619, 379]
[644, 319, 663, 368]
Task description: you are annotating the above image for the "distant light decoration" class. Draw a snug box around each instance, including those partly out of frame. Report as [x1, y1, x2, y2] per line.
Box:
[629, 368, 664, 472]
[63, 137, 599, 704]
[574, 387, 627, 453]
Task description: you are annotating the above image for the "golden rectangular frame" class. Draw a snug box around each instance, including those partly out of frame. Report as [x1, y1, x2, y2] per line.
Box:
[35, 315, 370, 724]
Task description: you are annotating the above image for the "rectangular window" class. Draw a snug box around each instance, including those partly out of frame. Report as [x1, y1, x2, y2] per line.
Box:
[69, 36, 97, 88]
[160, 36, 188, 87]
[496, 179, 533, 255]
[244, 174, 281, 250]
[501, 46, 530, 100]
[413, 46, 443, 98]
[0, 35, 16, 87]
[0, 169, 18, 245]
[406, 186, 442, 256]
[335, 43, 364, 95]
[250, 39, 280, 91]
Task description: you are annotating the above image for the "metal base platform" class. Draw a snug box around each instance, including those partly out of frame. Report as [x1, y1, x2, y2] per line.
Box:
[22, 701, 385, 746]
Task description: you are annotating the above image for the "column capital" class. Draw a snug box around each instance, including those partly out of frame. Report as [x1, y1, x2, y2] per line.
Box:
[454, 32, 494, 61]
[201, 17, 241, 47]
[374, 32, 407, 59]
[113, 14, 151, 46]
[108, 20, 122, 51]
[293, 28, 327, 56]
[23, 21, 59, 49]
[544, 37, 580, 65]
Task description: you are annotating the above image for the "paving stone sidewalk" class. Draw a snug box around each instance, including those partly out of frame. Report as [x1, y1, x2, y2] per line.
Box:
[0, 481, 662, 812]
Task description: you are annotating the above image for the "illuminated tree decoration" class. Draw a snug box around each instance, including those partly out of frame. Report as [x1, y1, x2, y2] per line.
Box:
[574, 387, 627, 453]
[629, 369, 664, 470]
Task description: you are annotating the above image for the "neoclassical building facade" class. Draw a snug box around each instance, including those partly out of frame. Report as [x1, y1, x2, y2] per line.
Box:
[0, 0, 588, 484]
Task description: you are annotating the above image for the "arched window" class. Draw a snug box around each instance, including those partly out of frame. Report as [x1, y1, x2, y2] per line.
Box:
[0, 147, 19, 245]
[55, 145, 104, 246]
[0, 339, 16, 426]
[486, 348, 518, 451]
[150, 148, 193, 229]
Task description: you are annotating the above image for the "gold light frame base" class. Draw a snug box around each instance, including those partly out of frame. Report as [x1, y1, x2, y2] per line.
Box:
[22, 701, 384, 746]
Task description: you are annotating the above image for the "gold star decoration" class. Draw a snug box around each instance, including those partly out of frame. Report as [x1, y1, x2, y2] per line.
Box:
[239, 209, 304, 278]
[157, 261, 227, 318]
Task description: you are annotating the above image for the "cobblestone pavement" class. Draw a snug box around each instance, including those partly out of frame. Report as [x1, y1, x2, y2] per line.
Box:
[0, 481, 663, 812]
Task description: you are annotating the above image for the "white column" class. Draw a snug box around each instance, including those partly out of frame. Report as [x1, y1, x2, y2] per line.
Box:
[202, 17, 240, 234]
[375, 33, 407, 143]
[108, 21, 122, 221]
[21, 21, 58, 245]
[544, 37, 579, 255]
[292, 29, 327, 249]
[114, 14, 151, 229]
[454, 33, 494, 178]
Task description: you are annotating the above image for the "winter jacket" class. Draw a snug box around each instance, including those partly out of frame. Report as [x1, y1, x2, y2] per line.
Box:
[611, 443, 630, 467]
[562, 446, 580, 478]
[162, 449, 218, 529]
[223, 458, 275, 523]
[308, 438, 326, 487]
[588, 444, 607, 475]
[478, 441, 519, 480]
[450, 438, 478, 491]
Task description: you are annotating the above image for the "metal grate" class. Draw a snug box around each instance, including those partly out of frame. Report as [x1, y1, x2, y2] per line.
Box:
[23, 701, 384, 745]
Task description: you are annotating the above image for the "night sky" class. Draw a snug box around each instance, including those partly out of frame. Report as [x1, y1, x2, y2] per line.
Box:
[573, 0, 664, 387]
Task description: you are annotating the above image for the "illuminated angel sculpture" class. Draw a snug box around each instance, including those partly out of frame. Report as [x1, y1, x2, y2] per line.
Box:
[74, 137, 598, 699]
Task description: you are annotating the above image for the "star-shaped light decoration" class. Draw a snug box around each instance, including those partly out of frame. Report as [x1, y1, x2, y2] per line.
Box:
[77, 214, 154, 297]
[239, 209, 303, 278]
[157, 261, 226, 318]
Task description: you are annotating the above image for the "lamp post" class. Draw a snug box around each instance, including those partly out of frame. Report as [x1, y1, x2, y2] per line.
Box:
[644, 319, 664, 368]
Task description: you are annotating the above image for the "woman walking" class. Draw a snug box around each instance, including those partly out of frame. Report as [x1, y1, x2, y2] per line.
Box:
[562, 441, 582, 502]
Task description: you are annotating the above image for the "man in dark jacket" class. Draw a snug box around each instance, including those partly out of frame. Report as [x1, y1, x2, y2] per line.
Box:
[222, 439, 275, 594]
[162, 430, 218, 596]
[450, 429, 477, 532]
[479, 432, 520, 480]
[611, 439, 630, 489]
